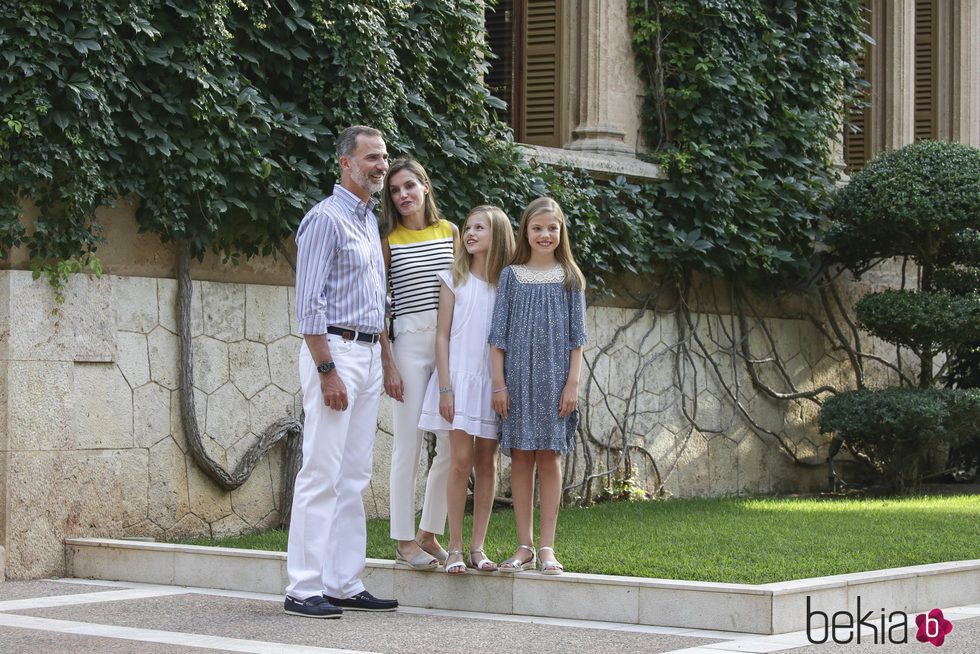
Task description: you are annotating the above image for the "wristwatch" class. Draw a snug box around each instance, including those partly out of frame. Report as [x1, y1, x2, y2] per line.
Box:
[316, 360, 336, 375]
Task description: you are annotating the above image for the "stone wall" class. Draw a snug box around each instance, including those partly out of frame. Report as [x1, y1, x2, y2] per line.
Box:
[0, 268, 869, 579]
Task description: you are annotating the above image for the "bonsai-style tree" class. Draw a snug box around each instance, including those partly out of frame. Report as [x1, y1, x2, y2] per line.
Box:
[819, 140, 980, 489]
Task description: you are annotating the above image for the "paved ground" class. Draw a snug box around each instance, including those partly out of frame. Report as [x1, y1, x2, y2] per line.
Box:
[0, 579, 976, 653]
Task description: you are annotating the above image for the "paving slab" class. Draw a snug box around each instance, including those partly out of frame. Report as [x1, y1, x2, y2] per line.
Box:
[0, 580, 118, 601]
[10, 589, 716, 654]
[0, 626, 233, 654]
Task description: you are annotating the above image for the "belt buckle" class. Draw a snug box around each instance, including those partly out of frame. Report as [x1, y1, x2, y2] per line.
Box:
[342, 329, 356, 341]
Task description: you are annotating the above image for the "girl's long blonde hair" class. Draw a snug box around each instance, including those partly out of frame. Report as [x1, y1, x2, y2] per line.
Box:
[379, 158, 443, 238]
[452, 205, 515, 287]
[512, 197, 586, 290]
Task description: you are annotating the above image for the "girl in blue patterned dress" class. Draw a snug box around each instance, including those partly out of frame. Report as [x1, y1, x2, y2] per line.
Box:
[489, 197, 588, 576]
[418, 206, 516, 574]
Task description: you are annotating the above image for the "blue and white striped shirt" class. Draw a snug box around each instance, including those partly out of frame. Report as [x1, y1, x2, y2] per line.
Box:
[295, 185, 386, 335]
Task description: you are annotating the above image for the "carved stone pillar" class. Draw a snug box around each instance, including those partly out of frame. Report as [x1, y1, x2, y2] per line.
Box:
[564, 0, 633, 155]
[936, 0, 980, 146]
[870, 0, 915, 151]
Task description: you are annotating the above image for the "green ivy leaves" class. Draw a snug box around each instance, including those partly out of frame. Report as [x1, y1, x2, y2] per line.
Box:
[628, 0, 865, 281]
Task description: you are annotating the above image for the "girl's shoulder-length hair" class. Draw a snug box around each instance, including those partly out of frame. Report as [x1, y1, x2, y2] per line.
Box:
[379, 157, 443, 238]
[452, 205, 516, 288]
[513, 196, 586, 291]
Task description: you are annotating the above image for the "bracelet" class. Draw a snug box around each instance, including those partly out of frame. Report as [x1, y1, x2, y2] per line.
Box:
[492, 386, 507, 393]
[439, 386, 453, 395]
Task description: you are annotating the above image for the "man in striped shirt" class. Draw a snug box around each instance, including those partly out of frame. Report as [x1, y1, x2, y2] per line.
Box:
[285, 125, 398, 619]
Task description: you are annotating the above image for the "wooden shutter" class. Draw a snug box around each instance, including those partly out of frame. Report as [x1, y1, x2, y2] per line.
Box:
[844, 47, 871, 174]
[485, 0, 514, 127]
[913, 0, 936, 141]
[521, 0, 561, 147]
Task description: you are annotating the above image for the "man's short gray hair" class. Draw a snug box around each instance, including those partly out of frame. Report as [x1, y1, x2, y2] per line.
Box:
[336, 125, 384, 159]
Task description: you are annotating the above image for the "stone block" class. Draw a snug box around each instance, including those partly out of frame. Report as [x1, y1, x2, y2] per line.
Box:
[675, 430, 710, 496]
[847, 576, 920, 615]
[230, 339, 271, 398]
[6, 361, 75, 450]
[206, 382, 250, 450]
[230, 459, 275, 527]
[392, 566, 515, 614]
[771, 586, 848, 634]
[639, 586, 771, 632]
[708, 436, 739, 495]
[245, 284, 291, 342]
[917, 569, 980, 610]
[165, 512, 210, 540]
[0, 545, 5, 581]
[149, 436, 190, 530]
[186, 454, 233, 523]
[116, 331, 150, 388]
[7, 271, 116, 363]
[67, 541, 176, 586]
[191, 335, 230, 394]
[248, 385, 294, 435]
[172, 546, 282, 593]
[148, 326, 180, 390]
[267, 335, 301, 392]
[71, 363, 134, 449]
[211, 513, 251, 538]
[202, 281, 245, 342]
[513, 575, 639, 623]
[158, 278, 204, 337]
[113, 275, 159, 333]
[737, 435, 772, 494]
[5, 449, 149, 578]
[134, 382, 172, 448]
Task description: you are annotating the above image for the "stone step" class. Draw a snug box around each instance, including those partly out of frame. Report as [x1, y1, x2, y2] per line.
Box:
[65, 538, 980, 635]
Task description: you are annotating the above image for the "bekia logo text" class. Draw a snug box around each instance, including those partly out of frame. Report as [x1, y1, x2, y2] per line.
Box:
[806, 596, 953, 646]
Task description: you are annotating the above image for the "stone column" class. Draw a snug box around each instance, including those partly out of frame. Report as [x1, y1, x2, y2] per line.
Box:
[936, 0, 980, 146]
[870, 0, 915, 151]
[564, 0, 633, 155]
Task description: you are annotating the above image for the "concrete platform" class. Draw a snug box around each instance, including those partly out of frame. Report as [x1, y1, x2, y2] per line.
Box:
[65, 538, 980, 635]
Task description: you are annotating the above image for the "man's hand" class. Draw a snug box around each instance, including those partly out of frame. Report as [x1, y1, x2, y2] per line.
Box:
[320, 372, 349, 411]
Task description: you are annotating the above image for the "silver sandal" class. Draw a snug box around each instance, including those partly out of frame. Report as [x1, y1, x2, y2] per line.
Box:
[538, 546, 564, 575]
[498, 544, 535, 573]
[395, 546, 439, 570]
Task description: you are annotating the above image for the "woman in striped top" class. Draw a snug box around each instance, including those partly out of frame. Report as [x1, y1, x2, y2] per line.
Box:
[379, 158, 458, 569]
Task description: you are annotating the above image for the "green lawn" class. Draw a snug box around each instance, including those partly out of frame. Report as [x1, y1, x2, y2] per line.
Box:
[180, 495, 980, 584]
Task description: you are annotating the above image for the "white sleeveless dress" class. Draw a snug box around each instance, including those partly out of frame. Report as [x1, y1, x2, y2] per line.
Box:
[417, 270, 499, 439]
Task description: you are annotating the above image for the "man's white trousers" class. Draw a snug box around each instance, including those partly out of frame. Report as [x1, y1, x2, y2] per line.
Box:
[286, 336, 381, 600]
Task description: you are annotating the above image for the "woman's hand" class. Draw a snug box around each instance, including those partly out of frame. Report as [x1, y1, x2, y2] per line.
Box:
[558, 380, 578, 417]
[439, 391, 454, 423]
[383, 363, 404, 402]
[493, 388, 510, 419]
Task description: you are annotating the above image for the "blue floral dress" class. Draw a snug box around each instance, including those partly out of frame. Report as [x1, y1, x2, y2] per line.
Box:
[488, 264, 588, 455]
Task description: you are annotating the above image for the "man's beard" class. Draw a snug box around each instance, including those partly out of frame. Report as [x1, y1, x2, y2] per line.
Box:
[351, 164, 383, 196]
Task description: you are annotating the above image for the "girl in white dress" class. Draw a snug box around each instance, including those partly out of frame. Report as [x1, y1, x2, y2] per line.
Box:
[418, 206, 516, 574]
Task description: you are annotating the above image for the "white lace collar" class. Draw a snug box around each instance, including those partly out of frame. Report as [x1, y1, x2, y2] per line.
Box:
[511, 264, 565, 284]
